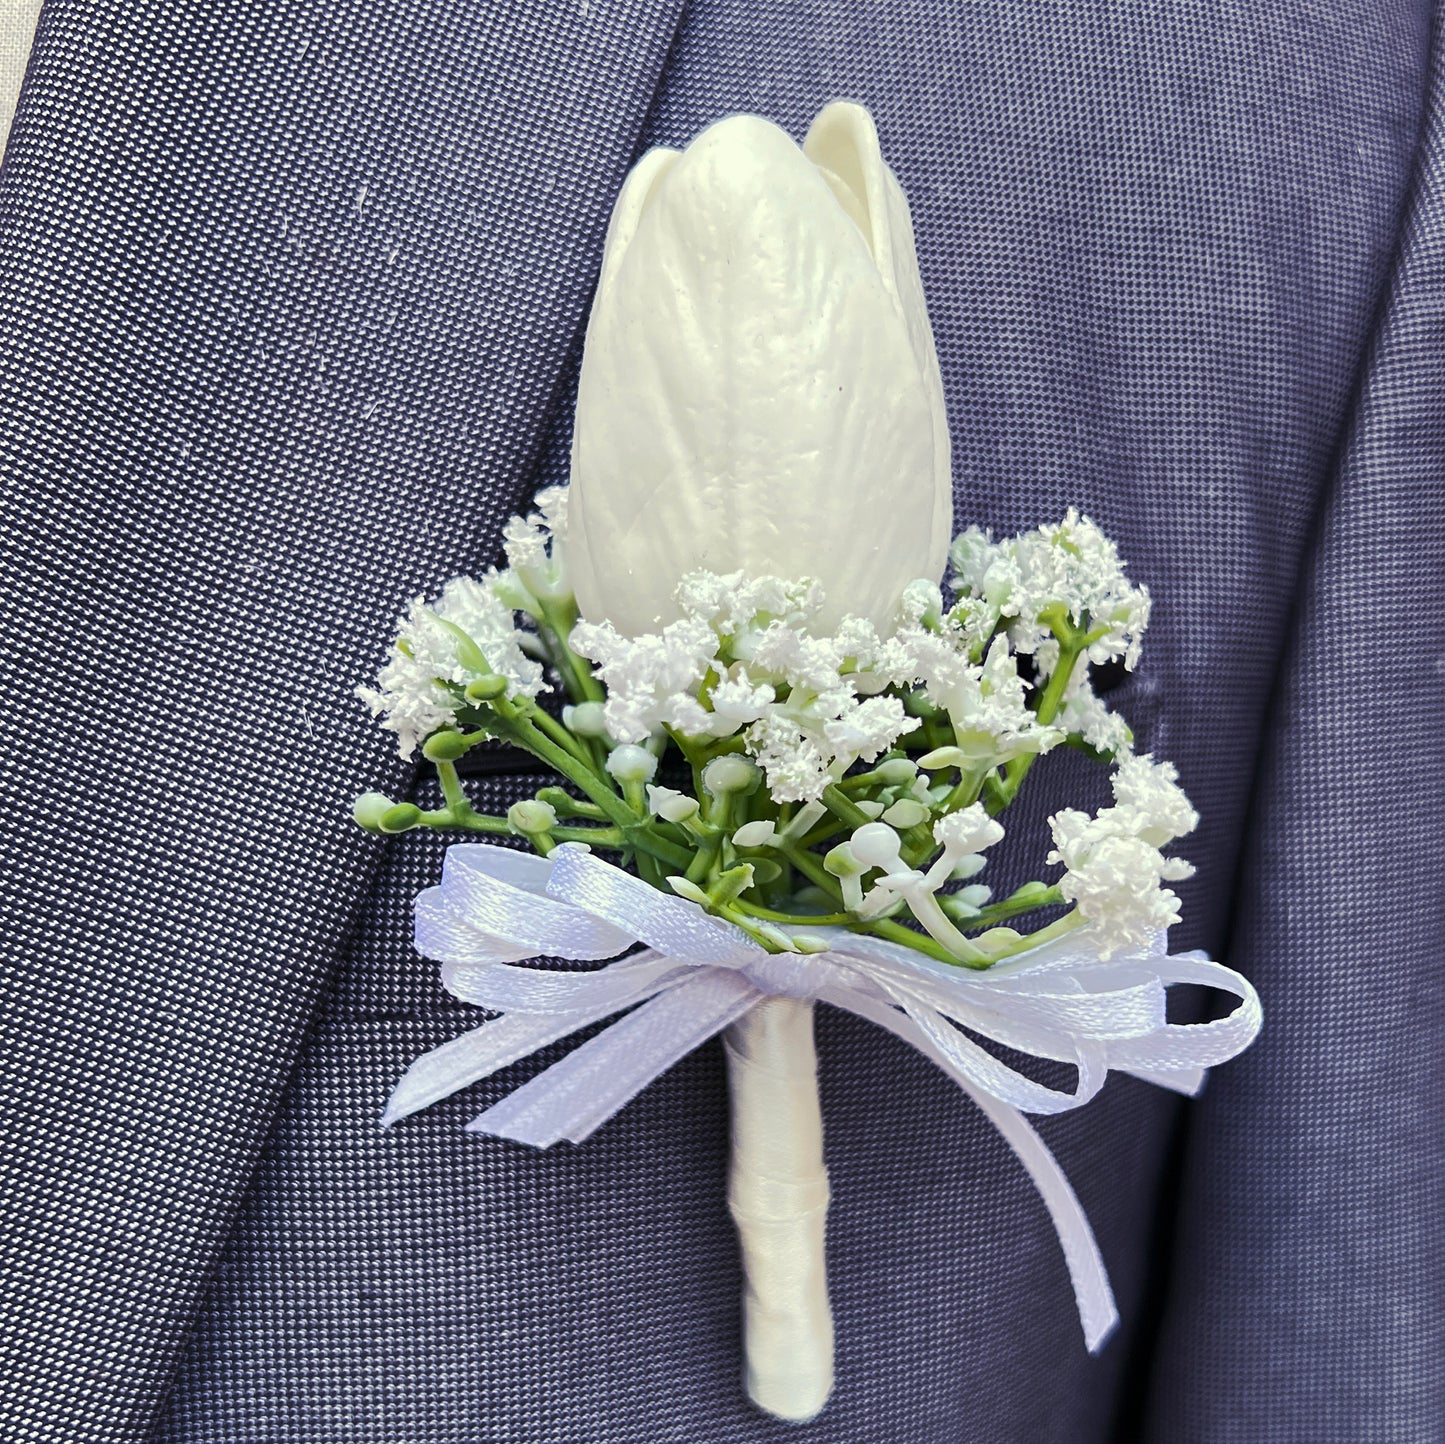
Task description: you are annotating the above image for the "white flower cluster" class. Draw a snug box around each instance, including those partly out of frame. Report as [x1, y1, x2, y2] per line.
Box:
[571, 570, 1067, 803]
[1051, 652, 1135, 757]
[950, 508, 1152, 672]
[1046, 755, 1198, 956]
[571, 583, 910, 802]
[489, 485, 571, 617]
[356, 577, 545, 758]
[909, 629, 1063, 764]
[358, 497, 1143, 805]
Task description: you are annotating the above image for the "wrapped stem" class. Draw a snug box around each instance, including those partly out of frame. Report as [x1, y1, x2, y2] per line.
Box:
[724, 997, 833, 1422]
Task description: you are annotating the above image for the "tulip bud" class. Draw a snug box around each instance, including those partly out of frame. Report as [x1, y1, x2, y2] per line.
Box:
[566, 102, 951, 636]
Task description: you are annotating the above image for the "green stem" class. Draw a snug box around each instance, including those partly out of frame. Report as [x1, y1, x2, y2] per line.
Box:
[989, 640, 1082, 812]
[539, 599, 603, 704]
[435, 760, 470, 817]
[449, 705, 694, 872]
[496, 705, 631, 823]
[523, 699, 596, 768]
[795, 819, 849, 851]
[967, 883, 1064, 930]
[420, 807, 507, 833]
[779, 842, 847, 905]
[822, 783, 870, 830]
[733, 900, 852, 927]
[449, 811, 627, 849]
[980, 908, 1084, 963]
[941, 762, 990, 814]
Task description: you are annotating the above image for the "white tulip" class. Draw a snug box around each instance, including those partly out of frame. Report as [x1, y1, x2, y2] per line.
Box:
[566, 101, 951, 636]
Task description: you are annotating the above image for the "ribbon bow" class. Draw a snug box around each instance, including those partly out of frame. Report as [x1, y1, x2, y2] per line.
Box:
[385, 841, 1261, 1351]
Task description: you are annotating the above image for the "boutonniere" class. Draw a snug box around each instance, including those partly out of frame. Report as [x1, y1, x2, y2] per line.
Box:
[355, 102, 1260, 1423]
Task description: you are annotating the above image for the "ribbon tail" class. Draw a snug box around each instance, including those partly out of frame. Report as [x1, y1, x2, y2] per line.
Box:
[382, 996, 654, 1127]
[964, 1086, 1119, 1352]
[469, 970, 761, 1148]
[1123, 1063, 1206, 1096]
[821, 987, 1118, 1352]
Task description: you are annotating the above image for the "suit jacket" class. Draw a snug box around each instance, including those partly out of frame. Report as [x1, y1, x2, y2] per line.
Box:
[2, 2, 1441, 1440]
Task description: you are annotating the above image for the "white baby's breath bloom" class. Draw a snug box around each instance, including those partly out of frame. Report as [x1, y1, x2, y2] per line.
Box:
[570, 615, 718, 742]
[675, 572, 825, 636]
[574, 570, 926, 802]
[494, 486, 572, 614]
[922, 803, 1006, 890]
[1001, 510, 1151, 668]
[1046, 810, 1188, 957]
[356, 576, 545, 758]
[1052, 652, 1134, 757]
[898, 579, 944, 628]
[1057, 687, 1133, 757]
[933, 804, 1005, 857]
[947, 525, 1001, 596]
[822, 695, 915, 766]
[707, 670, 777, 732]
[1046, 756, 1197, 956]
[745, 713, 834, 803]
[1109, 754, 1198, 846]
[907, 630, 1061, 763]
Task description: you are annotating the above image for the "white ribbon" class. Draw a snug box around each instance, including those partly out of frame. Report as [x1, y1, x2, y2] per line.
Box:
[385, 841, 1261, 1352]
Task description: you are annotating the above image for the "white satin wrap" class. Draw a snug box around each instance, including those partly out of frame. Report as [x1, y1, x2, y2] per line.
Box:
[385, 841, 1261, 1409]
[725, 998, 833, 1421]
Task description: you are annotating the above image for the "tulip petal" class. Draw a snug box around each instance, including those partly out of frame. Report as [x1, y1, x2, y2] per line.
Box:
[595, 145, 681, 314]
[570, 111, 951, 635]
[805, 103, 952, 577]
[568, 144, 680, 619]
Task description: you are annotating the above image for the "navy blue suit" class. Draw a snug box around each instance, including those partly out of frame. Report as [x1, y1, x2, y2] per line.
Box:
[1, 3, 1440, 1440]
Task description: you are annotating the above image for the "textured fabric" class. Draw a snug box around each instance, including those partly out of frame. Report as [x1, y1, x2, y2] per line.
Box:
[1145, 7, 1445, 1438]
[145, 2, 1436, 1442]
[0, 2, 684, 1441]
[0, 0, 1439, 1441]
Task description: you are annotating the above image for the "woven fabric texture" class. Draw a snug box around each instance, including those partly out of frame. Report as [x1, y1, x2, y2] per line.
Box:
[1146, 6, 1445, 1435]
[0, 2, 684, 1441]
[145, 2, 1438, 1442]
[1, 0, 1439, 1441]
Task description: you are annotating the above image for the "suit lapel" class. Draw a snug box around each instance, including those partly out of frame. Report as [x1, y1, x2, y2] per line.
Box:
[0, 2, 683, 1439]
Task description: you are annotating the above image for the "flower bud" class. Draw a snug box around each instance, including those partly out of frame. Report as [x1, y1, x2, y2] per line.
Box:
[703, 754, 762, 798]
[733, 819, 779, 849]
[421, 730, 471, 763]
[566, 103, 951, 635]
[378, 802, 422, 834]
[507, 800, 558, 835]
[646, 784, 700, 824]
[823, 843, 866, 878]
[667, 876, 710, 905]
[465, 674, 509, 703]
[352, 792, 395, 832]
[881, 798, 930, 830]
[562, 700, 609, 738]
[874, 757, 919, 786]
[605, 744, 658, 785]
[849, 822, 905, 871]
